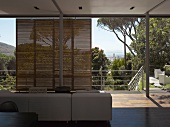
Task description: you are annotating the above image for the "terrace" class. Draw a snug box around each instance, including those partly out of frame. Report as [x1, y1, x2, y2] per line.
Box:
[1, 0, 170, 127]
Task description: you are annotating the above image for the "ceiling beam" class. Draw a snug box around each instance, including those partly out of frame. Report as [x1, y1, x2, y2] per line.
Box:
[51, 0, 63, 14]
[2, 14, 170, 18]
[146, 0, 167, 13]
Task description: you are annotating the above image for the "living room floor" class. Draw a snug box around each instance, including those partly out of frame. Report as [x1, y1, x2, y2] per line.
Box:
[38, 93, 170, 127]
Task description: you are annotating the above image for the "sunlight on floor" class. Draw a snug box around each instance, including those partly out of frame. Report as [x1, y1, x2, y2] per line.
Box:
[111, 93, 170, 107]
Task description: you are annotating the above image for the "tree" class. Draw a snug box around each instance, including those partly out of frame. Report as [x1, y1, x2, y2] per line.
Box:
[0, 53, 14, 70]
[92, 47, 110, 87]
[131, 18, 170, 73]
[0, 53, 16, 85]
[126, 53, 133, 70]
[109, 54, 134, 90]
[111, 57, 125, 80]
[92, 47, 110, 71]
[97, 18, 140, 68]
[0, 54, 8, 70]
[6, 56, 16, 76]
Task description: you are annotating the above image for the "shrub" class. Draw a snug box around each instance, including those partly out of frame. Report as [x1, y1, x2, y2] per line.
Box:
[0, 74, 15, 90]
[113, 80, 124, 85]
[164, 65, 170, 76]
[114, 85, 128, 90]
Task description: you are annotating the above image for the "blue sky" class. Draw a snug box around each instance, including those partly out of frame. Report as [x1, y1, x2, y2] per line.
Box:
[0, 18, 130, 57]
[92, 18, 130, 57]
[0, 18, 16, 47]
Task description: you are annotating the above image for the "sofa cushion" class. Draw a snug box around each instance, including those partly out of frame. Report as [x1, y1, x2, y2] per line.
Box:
[72, 93, 112, 121]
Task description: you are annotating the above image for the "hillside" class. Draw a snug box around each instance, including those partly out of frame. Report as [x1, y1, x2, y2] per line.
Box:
[0, 42, 15, 56]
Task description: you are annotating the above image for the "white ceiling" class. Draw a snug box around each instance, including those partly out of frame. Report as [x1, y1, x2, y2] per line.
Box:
[0, 0, 169, 16]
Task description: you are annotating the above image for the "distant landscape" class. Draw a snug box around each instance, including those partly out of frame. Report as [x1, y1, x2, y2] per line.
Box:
[0, 42, 15, 56]
[0, 41, 124, 58]
[105, 51, 124, 58]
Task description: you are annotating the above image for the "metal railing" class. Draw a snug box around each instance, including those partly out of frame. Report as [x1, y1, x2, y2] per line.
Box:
[128, 66, 144, 91]
[0, 69, 143, 91]
[92, 69, 139, 91]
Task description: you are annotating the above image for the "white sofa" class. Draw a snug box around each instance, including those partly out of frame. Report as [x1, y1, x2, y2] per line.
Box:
[0, 93, 71, 121]
[72, 93, 112, 121]
[28, 93, 71, 121]
[0, 92, 112, 121]
[0, 93, 29, 112]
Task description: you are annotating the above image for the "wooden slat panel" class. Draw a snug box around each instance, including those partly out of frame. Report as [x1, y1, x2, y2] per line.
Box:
[17, 19, 91, 90]
[35, 20, 54, 87]
[73, 19, 91, 90]
[17, 20, 35, 89]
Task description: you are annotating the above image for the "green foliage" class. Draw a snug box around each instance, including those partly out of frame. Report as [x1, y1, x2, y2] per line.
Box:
[114, 85, 128, 90]
[0, 74, 15, 90]
[0, 53, 15, 70]
[97, 17, 170, 74]
[164, 65, 170, 76]
[7, 56, 16, 70]
[111, 58, 125, 80]
[92, 47, 110, 87]
[164, 84, 170, 89]
[132, 57, 143, 70]
[92, 47, 110, 71]
[131, 18, 170, 73]
[0, 53, 16, 90]
[109, 55, 134, 90]
[126, 53, 133, 70]
[113, 80, 124, 85]
[0, 54, 8, 70]
[111, 58, 124, 70]
[105, 73, 114, 85]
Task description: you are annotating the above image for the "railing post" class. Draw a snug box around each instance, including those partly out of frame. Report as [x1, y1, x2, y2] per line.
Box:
[101, 72, 103, 90]
[142, 69, 144, 90]
[103, 79, 105, 91]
